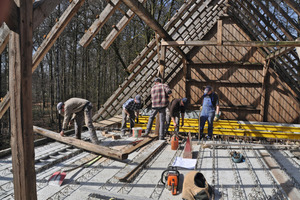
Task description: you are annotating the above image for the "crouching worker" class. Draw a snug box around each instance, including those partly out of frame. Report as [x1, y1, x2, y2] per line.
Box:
[182, 171, 212, 200]
[57, 98, 99, 144]
[165, 98, 188, 134]
[121, 95, 142, 135]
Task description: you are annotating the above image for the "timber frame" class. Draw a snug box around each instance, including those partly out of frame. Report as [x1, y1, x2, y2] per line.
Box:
[0, 0, 300, 199]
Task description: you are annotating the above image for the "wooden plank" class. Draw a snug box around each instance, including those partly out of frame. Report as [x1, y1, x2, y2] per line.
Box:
[265, 47, 295, 60]
[281, 0, 300, 16]
[0, 23, 10, 54]
[122, 137, 154, 154]
[9, 0, 37, 199]
[93, 115, 122, 128]
[79, 0, 122, 47]
[33, 126, 128, 160]
[296, 38, 300, 59]
[217, 19, 222, 45]
[260, 60, 270, 122]
[121, 0, 187, 60]
[188, 79, 262, 88]
[32, 0, 84, 72]
[259, 151, 300, 199]
[114, 140, 165, 181]
[101, 0, 146, 50]
[161, 40, 300, 47]
[0, 93, 10, 119]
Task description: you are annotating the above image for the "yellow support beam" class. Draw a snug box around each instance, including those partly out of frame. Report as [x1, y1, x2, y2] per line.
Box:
[127, 116, 300, 140]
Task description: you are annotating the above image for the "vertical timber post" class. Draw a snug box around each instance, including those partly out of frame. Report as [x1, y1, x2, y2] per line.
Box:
[217, 19, 223, 45]
[9, 0, 37, 199]
[296, 38, 300, 59]
[260, 60, 270, 122]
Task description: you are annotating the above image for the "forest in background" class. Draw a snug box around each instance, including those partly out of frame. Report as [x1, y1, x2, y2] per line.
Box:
[0, 0, 184, 150]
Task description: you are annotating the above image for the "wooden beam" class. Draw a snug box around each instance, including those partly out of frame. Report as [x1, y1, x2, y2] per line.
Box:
[32, 0, 84, 72]
[33, 126, 128, 160]
[0, 0, 84, 120]
[79, 0, 122, 47]
[121, 0, 187, 60]
[296, 38, 300, 59]
[101, 0, 146, 50]
[217, 19, 222, 45]
[188, 79, 262, 88]
[4, 0, 63, 32]
[9, 0, 37, 199]
[161, 40, 300, 47]
[265, 47, 295, 60]
[260, 60, 270, 122]
[284, 0, 300, 16]
[0, 0, 63, 54]
[0, 23, 10, 54]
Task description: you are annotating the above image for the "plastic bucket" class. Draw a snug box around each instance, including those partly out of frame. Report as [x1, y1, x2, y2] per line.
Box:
[132, 127, 142, 138]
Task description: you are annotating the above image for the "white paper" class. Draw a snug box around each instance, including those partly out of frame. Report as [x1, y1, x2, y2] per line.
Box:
[172, 157, 197, 169]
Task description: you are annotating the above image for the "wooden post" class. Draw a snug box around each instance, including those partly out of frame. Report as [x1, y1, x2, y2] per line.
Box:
[217, 19, 222, 45]
[183, 58, 189, 100]
[9, 0, 37, 199]
[296, 38, 300, 59]
[260, 60, 270, 122]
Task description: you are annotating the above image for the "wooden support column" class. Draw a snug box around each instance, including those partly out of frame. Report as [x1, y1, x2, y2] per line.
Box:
[9, 0, 37, 199]
[159, 45, 166, 80]
[217, 19, 222, 45]
[183, 59, 190, 100]
[260, 60, 270, 122]
[296, 38, 300, 59]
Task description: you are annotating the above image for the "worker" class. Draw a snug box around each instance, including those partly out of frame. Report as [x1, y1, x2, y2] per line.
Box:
[143, 77, 172, 140]
[57, 98, 99, 144]
[165, 97, 188, 134]
[121, 95, 142, 135]
[199, 86, 220, 140]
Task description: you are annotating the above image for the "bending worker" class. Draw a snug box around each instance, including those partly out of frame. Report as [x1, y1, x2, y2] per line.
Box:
[57, 98, 99, 144]
[199, 86, 219, 140]
[121, 95, 142, 135]
[165, 98, 188, 133]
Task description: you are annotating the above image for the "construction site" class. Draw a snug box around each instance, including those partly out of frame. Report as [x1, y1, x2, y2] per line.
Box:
[0, 0, 300, 199]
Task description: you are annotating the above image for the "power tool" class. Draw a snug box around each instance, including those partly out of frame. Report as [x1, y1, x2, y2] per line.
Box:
[161, 166, 180, 195]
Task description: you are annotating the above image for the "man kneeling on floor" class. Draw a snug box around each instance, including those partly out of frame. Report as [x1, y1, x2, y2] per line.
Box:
[121, 95, 142, 135]
[57, 98, 99, 144]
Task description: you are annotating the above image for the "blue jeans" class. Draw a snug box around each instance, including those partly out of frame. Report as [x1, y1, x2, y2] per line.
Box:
[146, 107, 166, 140]
[199, 112, 215, 138]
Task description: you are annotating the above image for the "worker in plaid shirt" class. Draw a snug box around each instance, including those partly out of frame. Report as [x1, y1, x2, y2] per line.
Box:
[143, 77, 172, 140]
[121, 95, 142, 135]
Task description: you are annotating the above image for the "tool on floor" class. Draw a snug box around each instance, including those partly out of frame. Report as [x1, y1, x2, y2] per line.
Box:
[129, 139, 143, 146]
[161, 166, 180, 195]
[48, 155, 102, 186]
[230, 151, 244, 163]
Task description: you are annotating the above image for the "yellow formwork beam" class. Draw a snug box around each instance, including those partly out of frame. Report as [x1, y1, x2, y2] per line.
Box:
[127, 116, 300, 140]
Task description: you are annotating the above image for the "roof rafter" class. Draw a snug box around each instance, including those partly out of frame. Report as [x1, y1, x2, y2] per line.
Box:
[79, 0, 122, 47]
[0, 0, 85, 119]
[284, 0, 300, 16]
[0, 0, 63, 54]
[101, 0, 146, 50]
[121, 0, 188, 60]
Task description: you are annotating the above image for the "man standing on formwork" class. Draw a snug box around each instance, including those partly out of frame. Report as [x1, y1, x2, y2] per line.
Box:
[121, 95, 142, 135]
[165, 98, 188, 134]
[199, 86, 220, 140]
[143, 77, 172, 140]
[57, 98, 99, 144]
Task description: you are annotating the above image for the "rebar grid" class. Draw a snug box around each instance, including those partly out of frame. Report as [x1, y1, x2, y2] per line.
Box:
[149, 141, 184, 199]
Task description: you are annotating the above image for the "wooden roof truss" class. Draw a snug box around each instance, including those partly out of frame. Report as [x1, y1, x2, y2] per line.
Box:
[0, 0, 299, 121]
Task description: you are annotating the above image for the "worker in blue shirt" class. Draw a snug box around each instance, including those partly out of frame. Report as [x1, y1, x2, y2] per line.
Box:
[121, 95, 142, 135]
[199, 86, 220, 140]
